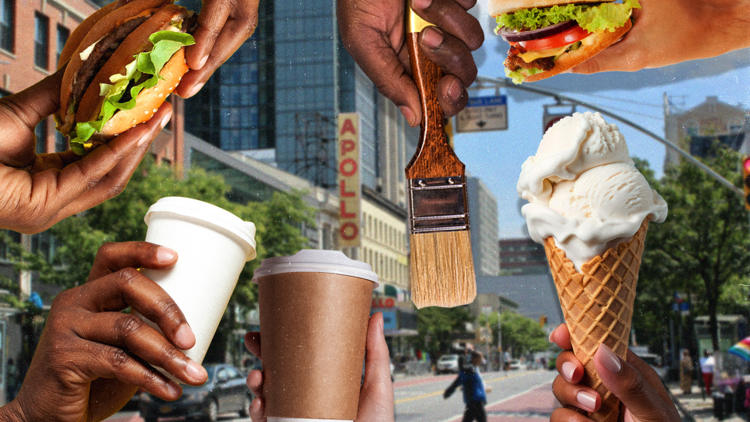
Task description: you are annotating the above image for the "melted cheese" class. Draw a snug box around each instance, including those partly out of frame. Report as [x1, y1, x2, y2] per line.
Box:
[518, 45, 568, 63]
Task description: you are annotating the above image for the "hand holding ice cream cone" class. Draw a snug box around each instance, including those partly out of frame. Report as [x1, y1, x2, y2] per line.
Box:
[549, 324, 680, 422]
[517, 112, 667, 422]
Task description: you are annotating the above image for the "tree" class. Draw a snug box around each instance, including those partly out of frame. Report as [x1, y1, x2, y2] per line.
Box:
[634, 145, 750, 354]
[7, 157, 316, 364]
[479, 311, 548, 358]
[410, 306, 474, 364]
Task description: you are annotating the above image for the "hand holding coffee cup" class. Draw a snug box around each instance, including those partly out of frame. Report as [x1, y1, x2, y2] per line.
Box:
[248, 250, 391, 422]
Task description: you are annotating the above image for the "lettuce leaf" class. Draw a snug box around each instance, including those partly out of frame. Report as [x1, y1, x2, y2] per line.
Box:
[496, 0, 639, 33]
[69, 30, 195, 154]
[505, 67, 544, 85]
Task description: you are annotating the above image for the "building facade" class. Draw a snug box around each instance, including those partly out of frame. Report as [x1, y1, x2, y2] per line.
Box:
[499, 237, 549, 275]
[664, 95, 750, 168]
[467, 177, 500, 276]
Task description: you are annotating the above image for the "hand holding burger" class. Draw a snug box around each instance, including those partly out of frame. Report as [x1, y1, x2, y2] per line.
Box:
[494, 0, 640, 83]
[56, 0, 198, 153]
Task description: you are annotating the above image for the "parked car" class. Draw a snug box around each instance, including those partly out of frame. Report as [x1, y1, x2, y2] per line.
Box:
[139, 363, 252, 422]
[507, 360, 523, 370]
[639, 353, 667, 379]
[436, 354, 460, 374]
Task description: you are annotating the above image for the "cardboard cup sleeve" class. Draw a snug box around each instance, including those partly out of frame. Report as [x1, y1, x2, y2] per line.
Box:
[258, 272, 374, 421]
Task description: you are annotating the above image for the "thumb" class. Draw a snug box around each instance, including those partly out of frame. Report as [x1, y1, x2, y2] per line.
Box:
[594, 344, 680, 422]
[357, 313, 394, 422]
[2, 68, 63, 129]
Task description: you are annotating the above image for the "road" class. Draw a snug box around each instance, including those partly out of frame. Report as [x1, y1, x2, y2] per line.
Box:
[395, 369, 558, 422]
[106, 369, 558, 422]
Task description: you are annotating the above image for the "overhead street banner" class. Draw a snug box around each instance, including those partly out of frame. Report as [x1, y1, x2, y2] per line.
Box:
[456, 95, 508, 133]
[337, 113, 362, 248]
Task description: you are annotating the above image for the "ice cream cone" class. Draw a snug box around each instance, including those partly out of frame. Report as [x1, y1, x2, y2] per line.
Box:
[544, 219, 649, 422]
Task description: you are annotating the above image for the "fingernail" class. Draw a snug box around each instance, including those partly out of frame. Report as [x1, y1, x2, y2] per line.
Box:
[137, 133, 150, 146]
[624, 409, 635, 422]
[597, 344, 622, 374]
[186, 82, 204, 98]
[378, 314, 384, 334]
[166, 380, 181, 397]
[197, 54, 209, 70]
[160, 109, 173, 128]
[562, 361, 576, 382]
[422, 27, 443, 49]
[548, 331, 554, 343]
[186, 359, 207, 382]
[412, 0, 432, 10]
[399, 106, 416, 127]
[175, 324, 195, 349]
[576, 391, 597, 412]
[447, 79, 463, 102]
[156, 246, 178, 264]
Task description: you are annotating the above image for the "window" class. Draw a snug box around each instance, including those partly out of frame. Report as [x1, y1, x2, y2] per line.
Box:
[34, 13, 49, 69]
[0, 0, 12, 52]
[35, 120, 47, 154]
[55, 131, 67, 152]
[56, 25, 69, 66]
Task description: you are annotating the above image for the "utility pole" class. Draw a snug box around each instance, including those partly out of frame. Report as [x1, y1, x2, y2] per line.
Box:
[470, 77, 744, 198]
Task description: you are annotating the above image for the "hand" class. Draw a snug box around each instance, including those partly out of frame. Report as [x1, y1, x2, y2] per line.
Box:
[245, 312, 395, 422]
[2, 242, 208, 422]
[549, 324, 681, 422]
[0, 70, 172, 234]
[113, 0, 259, 99]
[337, 0, 483, 127]
[175, 0, 259, 98]
[570, 0, 750, 74]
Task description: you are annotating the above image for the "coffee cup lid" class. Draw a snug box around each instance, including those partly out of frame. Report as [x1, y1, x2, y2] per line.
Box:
[252, 249, 379, 287]
[144, 197, 257, 259]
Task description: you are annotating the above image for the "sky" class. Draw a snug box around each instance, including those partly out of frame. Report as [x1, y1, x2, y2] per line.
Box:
[455, 5, 750, 239]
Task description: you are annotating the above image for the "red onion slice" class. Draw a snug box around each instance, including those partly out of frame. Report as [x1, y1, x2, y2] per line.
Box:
[500, 20, 578, 42]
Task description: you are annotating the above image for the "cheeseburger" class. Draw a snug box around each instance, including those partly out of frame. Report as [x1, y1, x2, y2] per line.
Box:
[492, 0, 639, 84]
[56, 0, 197, 154]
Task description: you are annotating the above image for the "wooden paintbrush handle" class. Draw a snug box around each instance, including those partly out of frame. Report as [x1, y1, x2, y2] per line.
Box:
[405, 8, 465, 179]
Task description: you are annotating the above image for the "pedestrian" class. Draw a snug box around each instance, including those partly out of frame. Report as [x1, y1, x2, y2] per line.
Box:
[700, 350, 716, 396]
[444, 350, 490, 422]
[679, 349, 693, 394]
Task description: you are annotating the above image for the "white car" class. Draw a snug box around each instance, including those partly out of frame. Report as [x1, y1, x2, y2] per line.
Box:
[436, 354, 460, 374]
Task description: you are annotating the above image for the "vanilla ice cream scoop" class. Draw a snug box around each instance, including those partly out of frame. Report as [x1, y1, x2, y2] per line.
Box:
[518, 112, 667, 271]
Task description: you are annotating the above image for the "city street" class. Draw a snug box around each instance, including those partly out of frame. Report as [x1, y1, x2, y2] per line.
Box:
[106, 369, 558, 422]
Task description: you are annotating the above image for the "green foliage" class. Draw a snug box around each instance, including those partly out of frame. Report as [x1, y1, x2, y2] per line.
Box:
[480, 311, 549, 357]
[8, 157, 316, 361]
[633, 146, 750, 352]
[410, 306, 474, 361]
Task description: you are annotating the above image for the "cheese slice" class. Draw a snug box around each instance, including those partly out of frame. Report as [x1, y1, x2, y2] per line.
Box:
[517, 31, 601, 63]
[518, 45, 568, 63]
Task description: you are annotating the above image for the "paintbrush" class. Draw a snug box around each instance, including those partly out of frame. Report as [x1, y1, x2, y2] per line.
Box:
[406, 8, 476, 308]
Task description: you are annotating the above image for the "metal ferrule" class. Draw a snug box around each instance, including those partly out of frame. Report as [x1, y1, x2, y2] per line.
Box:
[408, 176, 470, 234]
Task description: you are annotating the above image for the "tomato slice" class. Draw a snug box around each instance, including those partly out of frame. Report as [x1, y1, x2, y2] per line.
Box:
[519, 25, 592, 51]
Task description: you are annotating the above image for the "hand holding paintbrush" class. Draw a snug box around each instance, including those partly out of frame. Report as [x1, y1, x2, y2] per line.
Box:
[406, 8, 476, 308]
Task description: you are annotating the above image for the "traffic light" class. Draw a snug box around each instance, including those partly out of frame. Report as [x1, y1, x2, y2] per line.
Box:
[743, 156, 750, 210]
[539, 315, 547, 327]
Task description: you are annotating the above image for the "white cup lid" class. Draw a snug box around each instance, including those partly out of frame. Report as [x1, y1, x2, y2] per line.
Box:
[252, 249, 379, 287]
[144, 197, 257, 259]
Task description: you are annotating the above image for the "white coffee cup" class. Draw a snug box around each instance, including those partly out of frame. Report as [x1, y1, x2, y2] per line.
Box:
[137, 197, 256, 378]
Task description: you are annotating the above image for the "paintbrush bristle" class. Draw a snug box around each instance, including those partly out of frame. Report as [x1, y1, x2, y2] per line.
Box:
[410, 230, 476, 308]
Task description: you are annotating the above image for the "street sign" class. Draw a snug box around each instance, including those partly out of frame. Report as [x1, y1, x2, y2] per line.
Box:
[456, 95, 508, 133]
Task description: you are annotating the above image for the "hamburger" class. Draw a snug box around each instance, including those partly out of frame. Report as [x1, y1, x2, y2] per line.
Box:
[56, 0, 198, 154]
[492, 0, 640, 84]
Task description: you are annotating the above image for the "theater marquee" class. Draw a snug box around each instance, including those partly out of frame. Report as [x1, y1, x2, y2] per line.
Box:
[337, 113, 361, 247]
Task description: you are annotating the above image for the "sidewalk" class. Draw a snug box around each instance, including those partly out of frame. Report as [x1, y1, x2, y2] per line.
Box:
[669, 383, 746, 422]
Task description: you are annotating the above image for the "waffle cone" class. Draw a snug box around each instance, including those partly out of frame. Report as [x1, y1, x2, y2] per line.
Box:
[544, 220, 649, 422]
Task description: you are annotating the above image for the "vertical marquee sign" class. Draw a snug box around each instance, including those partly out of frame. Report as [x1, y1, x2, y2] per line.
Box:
[337, 113, 362, 248]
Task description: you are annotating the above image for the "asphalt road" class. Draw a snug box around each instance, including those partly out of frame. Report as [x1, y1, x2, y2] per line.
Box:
[106, 369, 559, 422]
[395, 369, 558, 422]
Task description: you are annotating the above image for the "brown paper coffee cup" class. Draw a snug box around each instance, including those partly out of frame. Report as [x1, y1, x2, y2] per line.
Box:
[253, 250, 379, 422]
